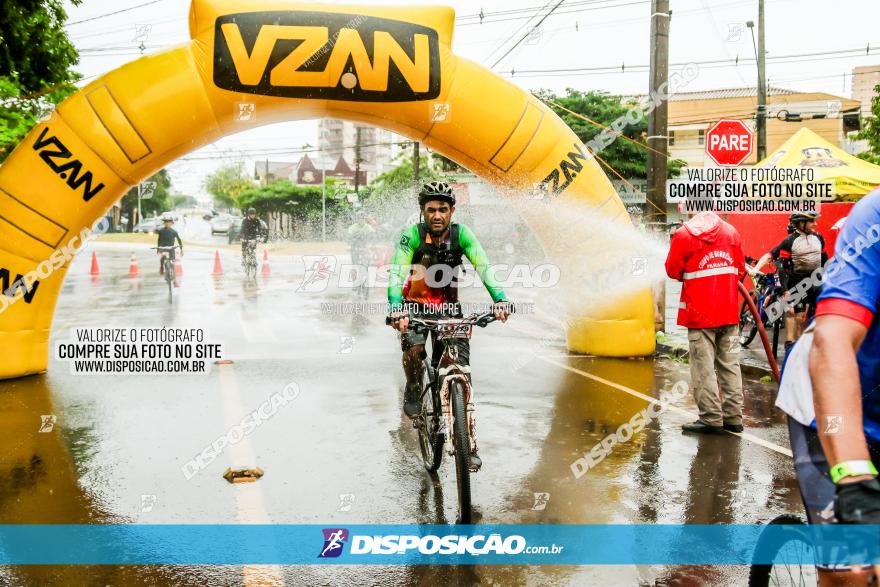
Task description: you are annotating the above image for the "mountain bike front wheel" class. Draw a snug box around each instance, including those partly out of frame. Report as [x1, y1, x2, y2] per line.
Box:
[739, 299, 759, 347]
[748, 515, 818, 587]
[164, 258, 174, 301]
[450, 380, 472, 524]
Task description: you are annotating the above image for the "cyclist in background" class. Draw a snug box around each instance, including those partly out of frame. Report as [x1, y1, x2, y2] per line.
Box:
[752, 211, 828, 353]
[347, 213, 375, 266]
[240, 207, 267, 266]
[776, 189, 880, 585]
[155, 216, 183, 274]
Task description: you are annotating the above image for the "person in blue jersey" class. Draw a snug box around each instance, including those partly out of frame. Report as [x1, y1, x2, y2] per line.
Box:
[776, 188, 880, 584]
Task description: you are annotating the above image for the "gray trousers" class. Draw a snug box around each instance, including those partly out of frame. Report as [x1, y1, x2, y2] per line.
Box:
[687, 324, 744, 427]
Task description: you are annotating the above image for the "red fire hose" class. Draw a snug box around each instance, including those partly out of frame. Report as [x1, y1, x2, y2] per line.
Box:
[738, 280, 781, 382]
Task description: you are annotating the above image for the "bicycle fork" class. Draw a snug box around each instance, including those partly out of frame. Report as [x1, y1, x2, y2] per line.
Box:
[438, 366, 479, 459]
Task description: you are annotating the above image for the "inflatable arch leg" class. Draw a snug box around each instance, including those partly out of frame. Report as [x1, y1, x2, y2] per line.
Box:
[0, 0, 654, 379]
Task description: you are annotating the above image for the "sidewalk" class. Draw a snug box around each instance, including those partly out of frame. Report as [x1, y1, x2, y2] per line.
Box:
[657, 278, 776, 379]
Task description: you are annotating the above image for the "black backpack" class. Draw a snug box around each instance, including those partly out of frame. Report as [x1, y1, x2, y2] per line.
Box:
[412, 223, 464, 269]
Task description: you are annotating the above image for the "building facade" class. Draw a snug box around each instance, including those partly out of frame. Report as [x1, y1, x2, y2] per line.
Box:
[317, 118, 405, 181]
[663, 87, 861, 167]
[852, 65, 880, 118]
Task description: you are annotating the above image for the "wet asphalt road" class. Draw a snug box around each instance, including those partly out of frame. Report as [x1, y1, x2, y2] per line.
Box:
[0, 237, 802, 587]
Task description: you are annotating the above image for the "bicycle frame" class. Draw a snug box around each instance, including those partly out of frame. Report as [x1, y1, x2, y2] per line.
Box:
[152, 245, 181, 301]
[152, 246, 180, 274]
[408, 313, 496, 458]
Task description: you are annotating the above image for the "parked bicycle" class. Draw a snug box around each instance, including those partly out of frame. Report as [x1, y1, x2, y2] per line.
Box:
[386, 310, 506, 523]
[739, 256, 784, 351]
[152, 245, 181, 301]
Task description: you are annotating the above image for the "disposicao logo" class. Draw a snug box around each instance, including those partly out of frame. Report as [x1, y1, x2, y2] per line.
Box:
[318, 528, 349, 558]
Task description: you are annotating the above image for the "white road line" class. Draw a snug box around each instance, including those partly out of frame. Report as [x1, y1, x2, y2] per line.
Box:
[534, 355, 793, 458]
[217, 365, 285, 586]
[237, 311, 280, 344]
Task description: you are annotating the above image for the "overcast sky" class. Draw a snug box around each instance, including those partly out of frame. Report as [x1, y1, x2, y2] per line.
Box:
[62, 0, 880, 200]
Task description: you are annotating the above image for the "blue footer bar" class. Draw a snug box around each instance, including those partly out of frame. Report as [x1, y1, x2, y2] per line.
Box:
[0, 524, 878, 565]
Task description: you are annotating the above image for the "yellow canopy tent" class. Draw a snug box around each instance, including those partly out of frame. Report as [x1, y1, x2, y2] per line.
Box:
[756, 127, 880, 199]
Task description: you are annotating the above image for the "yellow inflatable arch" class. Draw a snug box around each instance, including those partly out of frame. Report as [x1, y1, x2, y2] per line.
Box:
[0, 0, 654, 379]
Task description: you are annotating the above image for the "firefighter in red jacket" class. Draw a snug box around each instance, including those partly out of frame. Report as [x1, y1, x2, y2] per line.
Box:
[665, 212, 747, 435]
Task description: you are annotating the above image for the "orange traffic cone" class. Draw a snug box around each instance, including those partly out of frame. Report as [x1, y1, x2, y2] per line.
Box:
[261, 250, 271, 277]
[212, 250, 223, 275]
[175, 258, 183, 276]
[89, 252, 100, 275]
[128, 253, 138, 277]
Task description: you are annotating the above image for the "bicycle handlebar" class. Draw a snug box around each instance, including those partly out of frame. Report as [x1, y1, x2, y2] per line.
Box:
[152, 246, 181, 251]
[385, 304, 515, 331]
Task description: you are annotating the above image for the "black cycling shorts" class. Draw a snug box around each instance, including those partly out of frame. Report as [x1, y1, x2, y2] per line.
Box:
[785, 272, 820, 314]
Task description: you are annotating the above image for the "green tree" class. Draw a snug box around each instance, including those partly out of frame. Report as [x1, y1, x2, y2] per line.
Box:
[204, 162, 255, 208]
[120, 169, 173, 228]
[0, 0, 82, 161]
[237, 180, 350, 238]
[169, 194, 199, 208]
[432, 152, 465, 172]
[535, 88, 684, 179]
[366, 154, 439, 206]
[856, 83, 880, 165]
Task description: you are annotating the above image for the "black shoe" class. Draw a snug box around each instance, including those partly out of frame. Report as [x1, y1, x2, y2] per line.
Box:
[403, 384, 422, 419]
[682, 420, 724, 434]
[723, 423, 744, 433]
[469, 453, 482, 472]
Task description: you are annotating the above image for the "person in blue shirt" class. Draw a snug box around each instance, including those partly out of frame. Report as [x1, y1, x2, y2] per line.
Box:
[776, 188, 880, 582]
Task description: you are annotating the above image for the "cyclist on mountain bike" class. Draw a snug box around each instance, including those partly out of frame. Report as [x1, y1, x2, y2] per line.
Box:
[240, 207, 267, 266]
[752, 211, 828, 353]
[347, 213, 376, 266]
[387, 182, 511, 461]
[776, 189, 880, 585]
[155, 216, 183, 274]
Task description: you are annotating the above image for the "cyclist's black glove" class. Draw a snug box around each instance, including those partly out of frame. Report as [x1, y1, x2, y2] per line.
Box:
[835, 478, 880, 524]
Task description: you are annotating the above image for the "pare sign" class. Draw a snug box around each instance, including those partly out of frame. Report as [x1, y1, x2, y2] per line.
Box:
[705, 119, 754, 166]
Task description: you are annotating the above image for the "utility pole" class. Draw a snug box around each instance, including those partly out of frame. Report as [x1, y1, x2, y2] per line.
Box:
[756, 0, 767, 161]
[413, 141, 420, 185]
[354, 126, 362, 195]
[264, 158, 269, 187]
[647, 0, 670, 332]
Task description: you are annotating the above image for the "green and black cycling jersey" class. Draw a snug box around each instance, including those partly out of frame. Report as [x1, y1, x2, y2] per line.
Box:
[388, 222, 506, 308]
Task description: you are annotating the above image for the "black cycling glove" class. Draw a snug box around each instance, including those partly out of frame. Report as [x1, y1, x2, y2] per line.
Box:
[835, 478, 880, 524]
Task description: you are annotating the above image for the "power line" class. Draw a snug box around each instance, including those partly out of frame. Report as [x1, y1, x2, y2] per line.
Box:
[483, 0, 557, 65]
[177, 140, 417, 162]
[65, 0, 168, 27]
[458, 0, 637, 22]
[491, 0, 568, 69]
[499, 44, 880, 78]
[459, 0, 650, 26]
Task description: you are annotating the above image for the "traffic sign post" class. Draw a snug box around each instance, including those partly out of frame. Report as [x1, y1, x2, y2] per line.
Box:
[705, 119, 754, 166]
